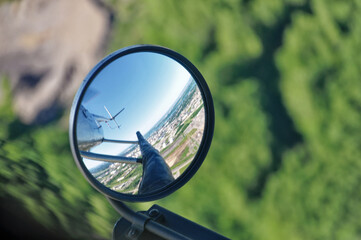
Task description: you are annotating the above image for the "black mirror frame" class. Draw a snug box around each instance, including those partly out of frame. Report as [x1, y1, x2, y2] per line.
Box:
[69, 45, 214, 202]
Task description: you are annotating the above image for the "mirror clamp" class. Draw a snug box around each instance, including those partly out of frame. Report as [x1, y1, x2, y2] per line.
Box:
[126, 208, 165, 239]
[113, 204, 229, 240]
[146, 208, 165, 224]
[126, 212, 149, 240]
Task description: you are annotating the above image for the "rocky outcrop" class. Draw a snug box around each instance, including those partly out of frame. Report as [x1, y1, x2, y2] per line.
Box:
[0, 0, 113, 124]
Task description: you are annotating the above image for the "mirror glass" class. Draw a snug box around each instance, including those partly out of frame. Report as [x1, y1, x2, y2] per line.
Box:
[76, 52, 205, 195]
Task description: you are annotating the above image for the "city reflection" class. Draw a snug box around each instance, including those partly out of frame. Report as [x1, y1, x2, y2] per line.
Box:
[76, 52, 205, 195]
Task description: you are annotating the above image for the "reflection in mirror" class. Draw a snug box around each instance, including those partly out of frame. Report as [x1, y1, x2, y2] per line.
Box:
[76, 52, 205, 195]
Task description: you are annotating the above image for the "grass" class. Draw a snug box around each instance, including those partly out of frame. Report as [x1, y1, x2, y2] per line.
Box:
[171, 152, 196, 170]
[165, 128, 198, 161]
[107, 165, 142, 190]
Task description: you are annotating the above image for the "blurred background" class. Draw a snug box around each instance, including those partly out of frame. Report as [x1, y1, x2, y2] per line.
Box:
[0, 0, 360, 239]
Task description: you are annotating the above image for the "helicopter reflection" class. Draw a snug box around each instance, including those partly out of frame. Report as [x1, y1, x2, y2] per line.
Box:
[77, 104, 125, 151]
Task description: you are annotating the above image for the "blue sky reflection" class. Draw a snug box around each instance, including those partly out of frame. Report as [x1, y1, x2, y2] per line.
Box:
[80, 52, 191, 169]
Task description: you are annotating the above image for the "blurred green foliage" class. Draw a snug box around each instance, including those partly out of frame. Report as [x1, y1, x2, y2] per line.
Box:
[0, 0, 15, 5]
[0, 77, 118, 239]
[1, 0, 361, 239]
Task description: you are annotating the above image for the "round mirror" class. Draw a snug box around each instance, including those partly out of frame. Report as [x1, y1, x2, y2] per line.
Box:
[69, 45, 214, 202]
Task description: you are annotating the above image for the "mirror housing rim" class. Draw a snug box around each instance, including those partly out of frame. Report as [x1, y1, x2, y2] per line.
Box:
[69, 45, 214, 202]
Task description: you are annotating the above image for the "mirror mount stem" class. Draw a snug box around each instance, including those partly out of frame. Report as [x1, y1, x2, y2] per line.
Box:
[136, 131, 175, 195]
[108, 198, 191, 240]
[108, 198, 229, 240]
[108, 198, 148, 239]
[108, 198, 148, 229]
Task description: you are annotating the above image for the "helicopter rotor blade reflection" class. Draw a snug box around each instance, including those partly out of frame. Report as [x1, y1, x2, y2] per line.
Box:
[80, 151, 142, 164]
[104, 106, 124, 129]
[112, 107, 125, 119]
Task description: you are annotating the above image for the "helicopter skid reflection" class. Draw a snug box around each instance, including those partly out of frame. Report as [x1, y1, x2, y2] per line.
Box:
[85, 132, 175, 195]
[80, 151, 142, 164]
